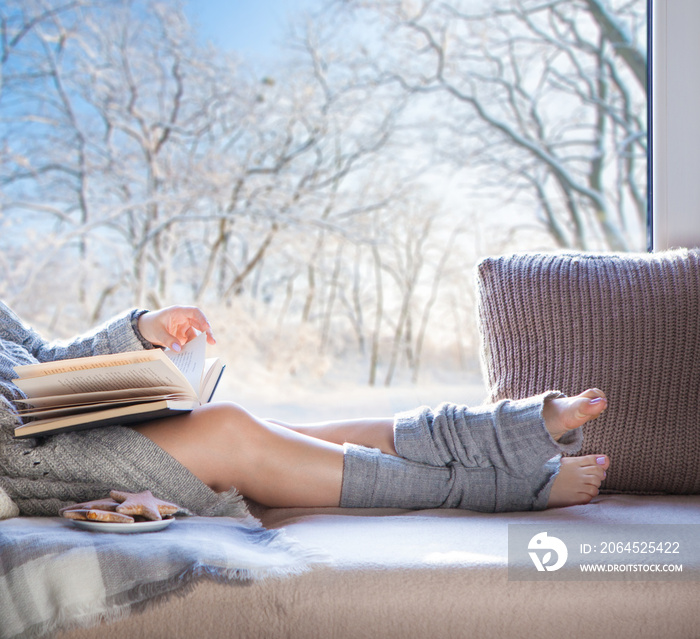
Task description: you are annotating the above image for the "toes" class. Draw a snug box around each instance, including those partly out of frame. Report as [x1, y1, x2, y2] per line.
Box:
[549, 454, 609, 509]
[579, 453, 609, 471]
[543, 391, 608, 440]
[579, 455, 608, 490]
[573, 395, 608, 422]
[579, 485, 599, 500]
[561, 455, 610, 484]
[584, 473, 603, 489]
[580, 388, 607, 400]
[568, 475, 601, 504]
[595, 456, 609, 476]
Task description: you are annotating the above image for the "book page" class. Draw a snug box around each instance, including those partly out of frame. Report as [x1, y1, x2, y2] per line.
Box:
[165, 332, 207, 398]
[201, 359, 225, 403]
[13, 349, 165, 379]
[14, 399, 197, 435]
[13, 359, 194, 399]
[14, 386, 180, 410]
[16, 396, 175, 419]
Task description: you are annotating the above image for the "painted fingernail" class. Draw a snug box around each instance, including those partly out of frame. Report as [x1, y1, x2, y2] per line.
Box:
[596, 456, 606, 465]
[171, 342, 182, 352]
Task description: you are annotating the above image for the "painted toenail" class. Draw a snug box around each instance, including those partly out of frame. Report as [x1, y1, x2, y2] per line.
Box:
[590, 398, 605, 405]
[596, 456, 606, 465]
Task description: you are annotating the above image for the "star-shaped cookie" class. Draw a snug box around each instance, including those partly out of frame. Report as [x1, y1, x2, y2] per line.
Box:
[110, 489, 180, 521]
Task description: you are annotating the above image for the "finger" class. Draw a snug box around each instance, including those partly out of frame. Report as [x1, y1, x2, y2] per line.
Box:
[169, 322, 201, 348]
[186, 308, 215, 342]
[203, 326, 216, 345]
[172, 308, 216, 345]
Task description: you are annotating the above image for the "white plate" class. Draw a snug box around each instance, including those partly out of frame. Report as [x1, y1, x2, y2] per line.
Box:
[68, 517, 175, 533]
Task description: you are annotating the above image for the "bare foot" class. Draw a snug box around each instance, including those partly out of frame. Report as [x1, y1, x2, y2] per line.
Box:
[547, 455, 609, 508]
[542, 388, 607, 441]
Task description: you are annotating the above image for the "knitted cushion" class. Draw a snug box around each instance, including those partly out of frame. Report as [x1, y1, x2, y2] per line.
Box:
[476, 249, 700, 494]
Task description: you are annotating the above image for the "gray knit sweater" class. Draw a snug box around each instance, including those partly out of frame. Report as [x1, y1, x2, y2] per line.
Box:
[0, 300, 250, 519]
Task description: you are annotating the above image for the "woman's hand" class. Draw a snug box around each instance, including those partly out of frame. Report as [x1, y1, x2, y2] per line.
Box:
[137, 306, 216, 351]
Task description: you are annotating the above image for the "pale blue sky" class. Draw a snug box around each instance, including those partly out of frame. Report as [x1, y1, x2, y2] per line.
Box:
[183, 1, 321, 64]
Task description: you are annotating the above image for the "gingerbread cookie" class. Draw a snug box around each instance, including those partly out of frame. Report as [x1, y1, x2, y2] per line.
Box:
[62, 508, 135, 523]
[60, 491, 180, 525]
[110, 490, 179, 521]
[59, 498, 120, 517]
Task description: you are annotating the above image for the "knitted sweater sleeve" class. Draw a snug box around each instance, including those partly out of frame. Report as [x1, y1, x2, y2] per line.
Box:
[0, 300, 154, 362]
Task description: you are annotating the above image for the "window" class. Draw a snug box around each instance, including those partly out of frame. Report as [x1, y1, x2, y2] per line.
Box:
[649, 0, 700, 251]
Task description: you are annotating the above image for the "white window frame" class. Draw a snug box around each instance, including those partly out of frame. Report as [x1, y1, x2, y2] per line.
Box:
[650, 0, 700, 251]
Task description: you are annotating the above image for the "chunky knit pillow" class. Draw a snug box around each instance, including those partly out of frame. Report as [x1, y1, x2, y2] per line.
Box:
[476, 249, 700, 494]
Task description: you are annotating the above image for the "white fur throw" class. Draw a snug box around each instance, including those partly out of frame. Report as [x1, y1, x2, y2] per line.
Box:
[0, 484, 19, 520]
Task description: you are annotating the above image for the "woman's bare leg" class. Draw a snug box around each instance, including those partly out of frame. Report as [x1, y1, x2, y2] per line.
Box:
[275, 388, 609, 459]
[269, 418, 397, 456]
[134, 391, 611, 512]
[134, 402, 345, 508]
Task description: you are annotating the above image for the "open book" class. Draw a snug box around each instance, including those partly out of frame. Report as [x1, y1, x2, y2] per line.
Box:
[12, 332, 225, 438]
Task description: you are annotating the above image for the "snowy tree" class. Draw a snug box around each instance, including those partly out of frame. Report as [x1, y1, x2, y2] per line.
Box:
[0, 0, 647, 387]
[326, 0, 648, 250]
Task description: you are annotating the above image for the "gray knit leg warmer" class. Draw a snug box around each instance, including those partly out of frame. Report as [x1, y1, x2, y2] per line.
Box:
[340, 444, 559, 513]
[393, 392, 583, 478]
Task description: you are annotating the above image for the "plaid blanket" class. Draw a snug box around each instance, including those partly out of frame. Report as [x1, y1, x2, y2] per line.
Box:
[0, 516, 325, 639]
